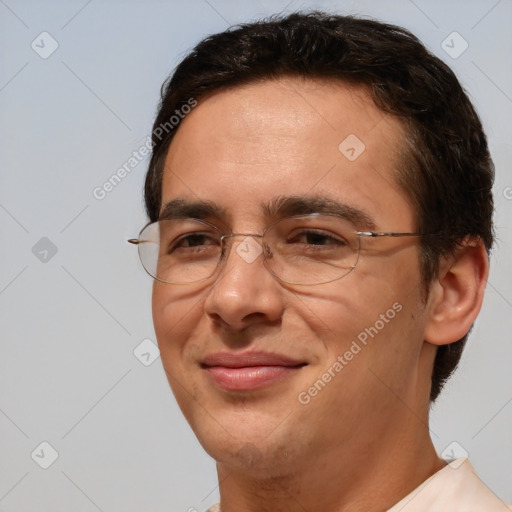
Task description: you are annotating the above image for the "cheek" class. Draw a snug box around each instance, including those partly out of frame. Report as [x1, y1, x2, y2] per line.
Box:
[151, 285, 209, 412]
[151, 283, 205, 360]
[295, 271, 405, 347]
[294, 250, 425, 374]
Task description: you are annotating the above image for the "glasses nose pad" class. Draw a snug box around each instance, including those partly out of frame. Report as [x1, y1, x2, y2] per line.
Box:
[219, 236, 231, 259]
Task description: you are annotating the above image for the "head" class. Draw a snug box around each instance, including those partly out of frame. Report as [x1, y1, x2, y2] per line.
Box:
[141, 12, 493, 475]
[144, 12, 494, 401]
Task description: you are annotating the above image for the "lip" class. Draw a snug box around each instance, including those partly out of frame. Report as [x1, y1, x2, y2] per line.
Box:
[202, 351, 306, 368]
[201, 351, 307, 392]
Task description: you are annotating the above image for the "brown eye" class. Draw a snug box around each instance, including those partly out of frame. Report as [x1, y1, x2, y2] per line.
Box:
[170, 233, 218, 251]
[287, 229, 348, 247]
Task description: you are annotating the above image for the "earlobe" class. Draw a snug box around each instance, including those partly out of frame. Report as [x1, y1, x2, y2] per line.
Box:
[424, 238, 489, 346]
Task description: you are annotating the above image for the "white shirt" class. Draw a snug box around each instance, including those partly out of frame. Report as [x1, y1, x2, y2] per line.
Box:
[205, 458, 511, 511]
[387, 458, 511, 511]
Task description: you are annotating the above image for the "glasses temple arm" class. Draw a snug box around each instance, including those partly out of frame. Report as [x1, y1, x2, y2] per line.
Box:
[356, 231, 430, 237]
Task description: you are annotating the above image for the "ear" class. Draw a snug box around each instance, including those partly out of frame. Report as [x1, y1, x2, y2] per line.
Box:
[424, 238, 489, 346]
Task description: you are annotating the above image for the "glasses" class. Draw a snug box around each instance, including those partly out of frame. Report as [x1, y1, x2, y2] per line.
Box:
[128, 214, 427, 286]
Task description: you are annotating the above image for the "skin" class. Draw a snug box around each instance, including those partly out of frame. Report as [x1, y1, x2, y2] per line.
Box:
[152, 77, 489, 512]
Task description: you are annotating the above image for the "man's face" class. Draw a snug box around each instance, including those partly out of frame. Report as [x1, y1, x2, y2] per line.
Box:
[153, 78, 434, 475]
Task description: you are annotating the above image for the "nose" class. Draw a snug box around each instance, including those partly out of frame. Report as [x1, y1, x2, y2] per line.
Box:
[203, 235, 284, 332]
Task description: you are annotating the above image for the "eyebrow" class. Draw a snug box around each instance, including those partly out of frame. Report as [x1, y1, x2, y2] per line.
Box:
[159, 195, 376, 230]
[263, 195, 376, 230]
[159, 199, 226, 221]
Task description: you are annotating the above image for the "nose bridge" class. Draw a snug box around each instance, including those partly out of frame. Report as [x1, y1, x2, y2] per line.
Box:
[220, 233, 265, 268]
[221, 232, 264, 243]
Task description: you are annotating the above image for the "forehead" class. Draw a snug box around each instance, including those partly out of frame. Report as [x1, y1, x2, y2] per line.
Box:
[161, 77, 413, 229]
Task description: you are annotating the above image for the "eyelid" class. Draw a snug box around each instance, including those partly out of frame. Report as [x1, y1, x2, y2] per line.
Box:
[287, 226, 349, 237]
[160, 214, 360, 238]
[165, 217, 228, 234]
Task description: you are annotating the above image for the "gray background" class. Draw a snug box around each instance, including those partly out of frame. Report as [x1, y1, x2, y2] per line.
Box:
[0, 0, 511, 510]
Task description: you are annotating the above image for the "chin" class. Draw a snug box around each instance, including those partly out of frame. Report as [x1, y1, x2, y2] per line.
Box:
[188, 409, 302, 477]
[204, 435, 299, 478]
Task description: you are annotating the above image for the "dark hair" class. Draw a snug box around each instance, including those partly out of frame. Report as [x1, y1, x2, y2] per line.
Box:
[144, 12, 494, 401]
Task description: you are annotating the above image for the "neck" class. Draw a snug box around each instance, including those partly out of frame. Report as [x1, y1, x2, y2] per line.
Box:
[215, 413, 445, 512]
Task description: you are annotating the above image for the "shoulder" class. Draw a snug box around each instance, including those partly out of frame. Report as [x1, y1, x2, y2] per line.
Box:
[388, 458, 511, 512]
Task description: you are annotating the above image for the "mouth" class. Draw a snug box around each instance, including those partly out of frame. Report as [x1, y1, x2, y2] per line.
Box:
[200, 351, 307, 392]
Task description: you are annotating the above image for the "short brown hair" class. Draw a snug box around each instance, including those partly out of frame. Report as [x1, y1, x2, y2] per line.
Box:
[143, 12, 495, 401]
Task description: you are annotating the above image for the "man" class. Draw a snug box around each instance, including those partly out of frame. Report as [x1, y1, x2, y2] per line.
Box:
[130, 12, 509, 511]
